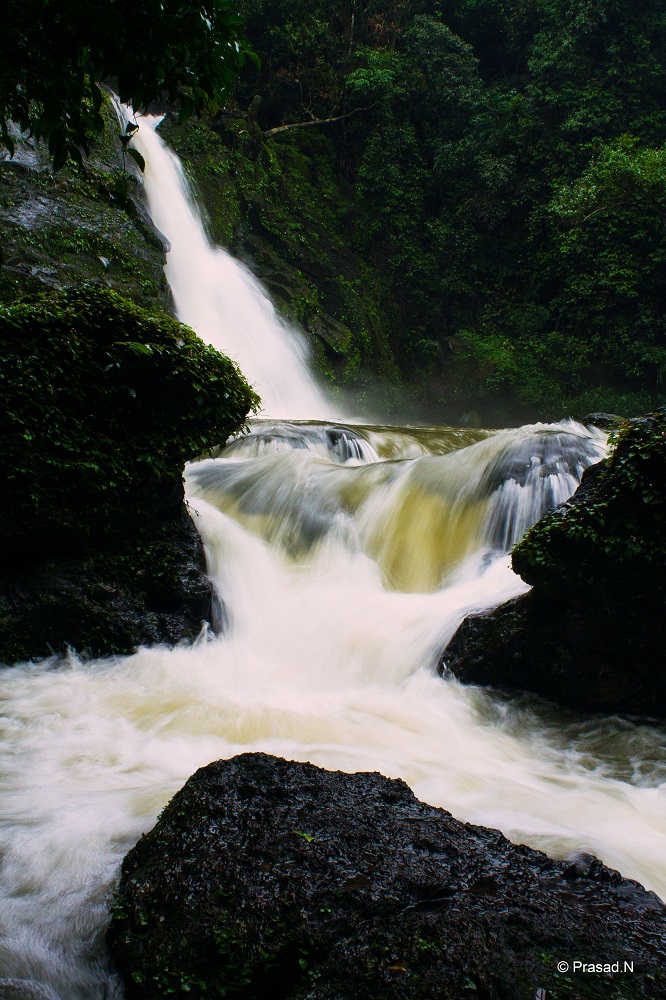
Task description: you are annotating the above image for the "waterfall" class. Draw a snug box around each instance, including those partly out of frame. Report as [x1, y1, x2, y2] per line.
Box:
[1, 117, 664, 1000]
[187, 419, 606, 594]
[128, 112, 336, 421]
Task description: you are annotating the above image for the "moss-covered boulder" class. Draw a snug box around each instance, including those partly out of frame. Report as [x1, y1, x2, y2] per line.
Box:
[0, 285, 258, 662]
[443, 409, 666, 718]
[108, 753, 666, 1000]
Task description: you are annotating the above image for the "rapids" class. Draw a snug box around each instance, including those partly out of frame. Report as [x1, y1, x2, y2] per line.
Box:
[0, 113, 664, 1000]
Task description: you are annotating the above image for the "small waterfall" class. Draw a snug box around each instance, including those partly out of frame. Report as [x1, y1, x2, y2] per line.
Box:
[126, 112, 336, 420]
[188, 419, 606, 594]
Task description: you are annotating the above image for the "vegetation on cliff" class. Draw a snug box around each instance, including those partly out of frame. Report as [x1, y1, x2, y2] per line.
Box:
[1, 0, 252, 170]
[0, 285, 258, 661]
[0, 97, 169, 306]
[3, 1, 666, 419]
[152, 0, 666, 420]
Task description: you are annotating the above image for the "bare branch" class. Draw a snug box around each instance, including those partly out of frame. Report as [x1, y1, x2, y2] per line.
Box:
[263, 106, 370, 138]
[582, 205, 609, 223]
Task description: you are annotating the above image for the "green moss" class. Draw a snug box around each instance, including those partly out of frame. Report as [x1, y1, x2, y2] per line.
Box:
[0, 284, 259, 662]
[513, 408, 666, 594]
[1, 283, 258, 547]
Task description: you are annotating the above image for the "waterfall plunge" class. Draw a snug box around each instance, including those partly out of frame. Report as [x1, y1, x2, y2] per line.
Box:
[129, 114, 336, 420]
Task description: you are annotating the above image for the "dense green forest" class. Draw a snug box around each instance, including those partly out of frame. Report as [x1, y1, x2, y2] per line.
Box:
[3, 0, 666, 422]
[183, 0, 666, 421]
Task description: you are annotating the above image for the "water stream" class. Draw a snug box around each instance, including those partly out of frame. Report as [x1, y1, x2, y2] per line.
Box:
[132, 112, 333, 420]
[0, 115, 664, 999]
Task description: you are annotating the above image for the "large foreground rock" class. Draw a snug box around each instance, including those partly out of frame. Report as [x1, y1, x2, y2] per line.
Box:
[108, 753, 666, 999]
[443, 409, 666, 719]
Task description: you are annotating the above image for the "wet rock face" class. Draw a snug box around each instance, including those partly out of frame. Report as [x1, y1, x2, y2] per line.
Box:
[444, 409, 666, 720]
[0, 979, 60, 999]
[0, 505, 211, 663]
[439, 590, 653, 716]
[108, 753, 666, 1000]
[0, 97, 168, 307]
[582, 412, 626, 431]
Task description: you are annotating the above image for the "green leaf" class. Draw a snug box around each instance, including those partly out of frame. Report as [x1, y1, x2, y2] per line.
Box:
[179, 95, 195, 123]
[118, 341, 153, 355]
[68, 143, 83, 167]
[52, 143, 68, 173]
[127, 147, 146, 172]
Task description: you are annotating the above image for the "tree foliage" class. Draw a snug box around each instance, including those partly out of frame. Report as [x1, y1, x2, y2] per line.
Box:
[5, 0, 666, 415]
[1, 0, 253, 170]
[231, 0, 666, 415]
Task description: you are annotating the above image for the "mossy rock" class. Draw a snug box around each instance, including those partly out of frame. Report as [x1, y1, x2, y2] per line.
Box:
[513, 408, 666, 600]
[0, 95, 168, 307]
[0, 284, 258, 661]
[443, 409, 666, 718]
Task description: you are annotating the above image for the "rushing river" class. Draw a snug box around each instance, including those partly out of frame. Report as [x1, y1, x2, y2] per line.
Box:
[0, 115, 665, 999]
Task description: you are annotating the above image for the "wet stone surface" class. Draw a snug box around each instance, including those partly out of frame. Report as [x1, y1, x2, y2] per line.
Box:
[108, 753, 666, 999]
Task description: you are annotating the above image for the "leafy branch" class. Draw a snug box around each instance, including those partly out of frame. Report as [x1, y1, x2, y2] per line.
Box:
[1, 0, 255, 171]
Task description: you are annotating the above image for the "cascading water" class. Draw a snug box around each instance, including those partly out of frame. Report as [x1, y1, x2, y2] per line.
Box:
[127, 112, 335, 420]
[187, 420, 605, 594]
[1, 117, 665, 1000]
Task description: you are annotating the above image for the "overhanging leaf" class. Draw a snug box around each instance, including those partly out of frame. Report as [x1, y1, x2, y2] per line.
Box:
[52, 143, 68, 173]
[127, 147, 146, 172]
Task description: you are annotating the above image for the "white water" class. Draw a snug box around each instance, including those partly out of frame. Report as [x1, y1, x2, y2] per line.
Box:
[129, 113, 334, 420]
[1, 120, 665, 1000]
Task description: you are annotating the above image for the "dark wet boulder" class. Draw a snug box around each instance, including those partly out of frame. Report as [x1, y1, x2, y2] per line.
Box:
[0, 285, 258, 662]
[440, 589, 649, 715]
[108, 753, 666, 1000]
[443, 409, 666, 719]
[0, 507, 212, 663]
